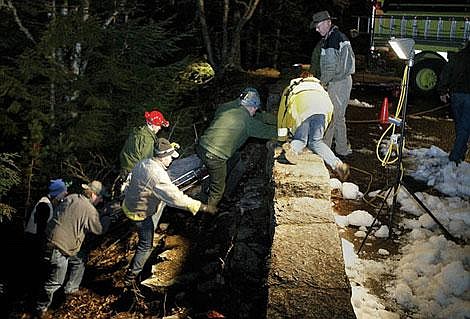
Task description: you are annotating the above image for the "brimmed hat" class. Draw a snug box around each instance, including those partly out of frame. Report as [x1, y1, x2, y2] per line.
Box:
[310, 10, 335, 29]
[154, 138, 179, 159]
[82, 180, 109, 197]
[49, 179, 67, 198]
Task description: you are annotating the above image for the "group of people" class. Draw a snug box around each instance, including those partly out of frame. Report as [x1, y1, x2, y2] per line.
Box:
[28, 9, 357, 318]
[28, 179, 112, 318]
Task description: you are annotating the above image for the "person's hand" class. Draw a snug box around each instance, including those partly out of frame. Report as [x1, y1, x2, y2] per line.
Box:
[170, 142, 180, 150]
[199, 203, 217, 215]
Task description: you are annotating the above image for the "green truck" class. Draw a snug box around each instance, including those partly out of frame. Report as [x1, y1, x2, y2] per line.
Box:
[362, 0, 470, 96]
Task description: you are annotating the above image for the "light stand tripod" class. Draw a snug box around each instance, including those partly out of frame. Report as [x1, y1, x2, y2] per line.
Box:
[358, 38, 458, 253]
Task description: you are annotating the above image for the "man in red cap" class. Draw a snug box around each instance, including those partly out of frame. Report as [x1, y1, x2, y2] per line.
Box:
[119, 109, 169, 182]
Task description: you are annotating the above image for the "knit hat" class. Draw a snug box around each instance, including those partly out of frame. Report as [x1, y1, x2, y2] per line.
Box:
[81, 180, 109, 197]
[239, 87, 261, 109]
[154, 138, 179, 158]
[310, 10, 335, 29]
[49, 179, 67, 198]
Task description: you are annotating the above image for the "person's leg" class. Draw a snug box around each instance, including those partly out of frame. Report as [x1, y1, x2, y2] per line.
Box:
[197, 147, 227, 207]
[63, 248, 88, 294]
[327, 77, 352, 155]
[224, 152, 245, 200]
[306, 114, 342, 169]
[36, 249, 69, 311]
[291, 119, 309, 153]
[127, 215, 155, 280]
[449, 93, 470, 162]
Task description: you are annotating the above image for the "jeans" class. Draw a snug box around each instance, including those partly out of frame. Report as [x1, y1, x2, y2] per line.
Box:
[128, 213, 160, 278]
[291, 114, 341, 169]
[449, 93, 470, 162]
[36, 248, 87, 311]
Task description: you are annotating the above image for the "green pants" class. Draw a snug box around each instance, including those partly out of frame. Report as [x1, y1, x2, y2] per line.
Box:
[196, 145, 242, 207]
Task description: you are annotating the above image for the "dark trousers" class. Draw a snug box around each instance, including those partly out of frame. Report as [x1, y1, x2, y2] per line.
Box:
[196, 145, 243, 207]
[449, 93, 470, 163]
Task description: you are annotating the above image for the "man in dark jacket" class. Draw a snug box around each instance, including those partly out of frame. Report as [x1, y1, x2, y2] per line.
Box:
[438, 41, 470, 164]
[196, 87, 277, 211]
[310, 10, 355, 157]
[35, 181, 111, 317]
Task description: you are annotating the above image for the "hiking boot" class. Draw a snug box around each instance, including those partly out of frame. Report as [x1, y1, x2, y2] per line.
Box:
[282, 142, 314, 165]
[282, 142, 300, 164]
[335, 162, 350, 181]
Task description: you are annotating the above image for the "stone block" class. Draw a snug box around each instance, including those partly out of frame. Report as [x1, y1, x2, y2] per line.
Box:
[267, 286, 355, 319]
[268, 224, 350, 289]
[273, 157, 331, 200]
[274, 197, 334, 225]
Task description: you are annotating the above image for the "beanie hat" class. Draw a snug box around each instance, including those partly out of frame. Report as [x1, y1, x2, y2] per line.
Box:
[145, 110, 169, 127]
[49, 179, 67, 198]
[239, 87, 261, 109]
[81, 180, 109, 197]
[154, 138, 179, 158]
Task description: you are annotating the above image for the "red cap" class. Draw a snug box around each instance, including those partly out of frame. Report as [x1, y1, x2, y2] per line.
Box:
[145, 110, 169, 127]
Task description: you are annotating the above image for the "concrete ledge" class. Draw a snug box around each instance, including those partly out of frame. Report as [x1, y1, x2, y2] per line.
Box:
[268, 224, 349, 289]
[274, 197, 334, 225]
[267, 287, 356, 319]
[274, 160, 331, 200]
[267, 149, 356, 318]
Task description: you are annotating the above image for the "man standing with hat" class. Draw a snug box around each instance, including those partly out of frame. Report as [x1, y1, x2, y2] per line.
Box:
[310, 10, 355, 158]
[35, 180, 111, 317]
[122, 138, 215, 286]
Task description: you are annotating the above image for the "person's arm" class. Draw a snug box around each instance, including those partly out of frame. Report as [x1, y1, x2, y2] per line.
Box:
[337, 39, 355, 79]
[87, 206, 111, 235]
[35, 202, 51, 237]
[309, 40, 322, 78]
[254, 111, 276, 125]
[247, 117, 277, 140]
[152, 171, 202, 215]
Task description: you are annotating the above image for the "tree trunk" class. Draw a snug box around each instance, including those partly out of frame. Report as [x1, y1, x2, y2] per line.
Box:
[196, 0, 215, 67]
[225, 0, 261, 71]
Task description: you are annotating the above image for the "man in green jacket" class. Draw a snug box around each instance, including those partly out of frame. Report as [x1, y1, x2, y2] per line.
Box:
[196, 87, 277, 211]
[120, 109, 169, 177]
[116, 109, 169, 198]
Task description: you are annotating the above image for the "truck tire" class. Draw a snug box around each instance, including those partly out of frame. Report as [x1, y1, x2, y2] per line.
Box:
[410, 58, 445, 97]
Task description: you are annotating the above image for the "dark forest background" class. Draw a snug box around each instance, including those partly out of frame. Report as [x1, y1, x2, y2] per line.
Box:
[0, 0, 370, 221]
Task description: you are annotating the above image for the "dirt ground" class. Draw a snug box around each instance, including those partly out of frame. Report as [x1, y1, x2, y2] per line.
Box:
[4, 77, 458, 319]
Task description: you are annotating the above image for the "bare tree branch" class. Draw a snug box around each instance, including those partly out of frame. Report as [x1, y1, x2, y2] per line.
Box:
[4, 0, 36, 44]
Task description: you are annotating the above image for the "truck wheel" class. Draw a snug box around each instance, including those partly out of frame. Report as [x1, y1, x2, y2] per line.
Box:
[410, 59, 445, 97]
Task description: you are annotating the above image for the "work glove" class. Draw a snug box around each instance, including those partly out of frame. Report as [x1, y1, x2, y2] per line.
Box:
[198, 203, 217, 215]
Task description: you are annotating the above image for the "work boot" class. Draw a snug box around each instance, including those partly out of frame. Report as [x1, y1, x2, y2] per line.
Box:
[335, 162, 350, 181]
[282, 142, 313, 165]
[282, 142, 299, 164]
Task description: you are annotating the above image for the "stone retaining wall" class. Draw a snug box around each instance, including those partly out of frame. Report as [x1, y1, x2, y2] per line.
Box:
[266, 146, 356, 318]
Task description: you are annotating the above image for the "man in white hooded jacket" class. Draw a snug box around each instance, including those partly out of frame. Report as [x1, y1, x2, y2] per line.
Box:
[122, 138, 215, 285]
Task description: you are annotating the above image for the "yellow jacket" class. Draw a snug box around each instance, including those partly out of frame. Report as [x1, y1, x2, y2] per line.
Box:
[277, 76, 333, 140]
